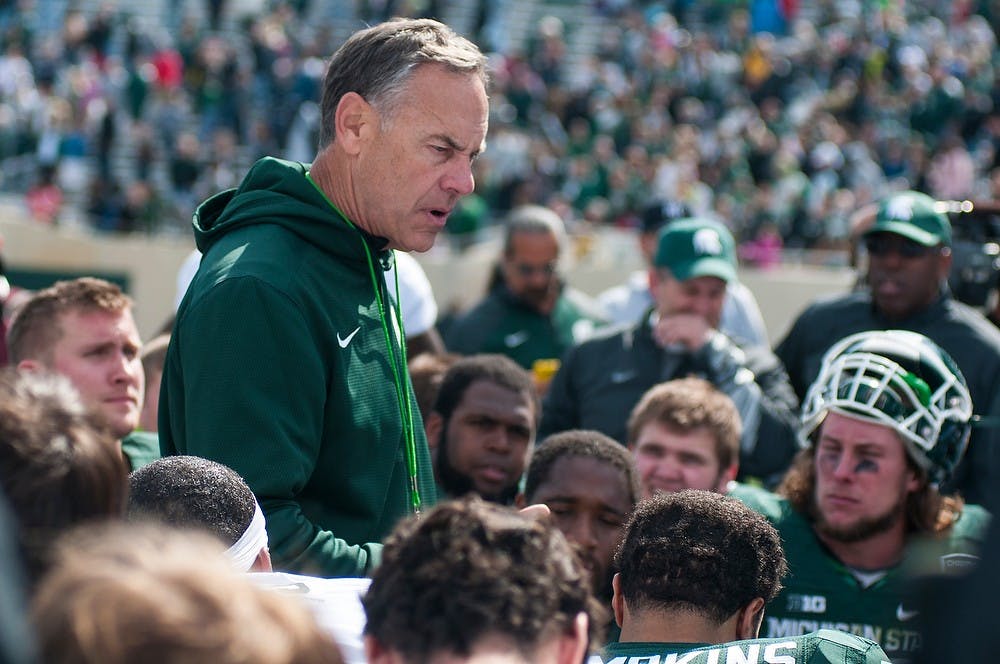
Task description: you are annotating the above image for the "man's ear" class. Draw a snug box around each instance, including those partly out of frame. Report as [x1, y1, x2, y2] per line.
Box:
[716, 463, 738, 493]
[334, 91, 375, 156]
[905, 465, 922, 494]
[364, 635, 401, 664]
[17, 359, 42, 373]
[250, 547, 272, 573]
[424, 412, 444, 454]
[611, 573, 625, 628]
[646, 268, 660, 293]
[735, 597, 766, 641]
[936, 249, 953, 282]
[556, 611, 589, 664]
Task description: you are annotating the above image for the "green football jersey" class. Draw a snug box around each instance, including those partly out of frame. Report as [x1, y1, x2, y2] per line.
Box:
[730, 484, 990, 664]
[591, 629, 890, 663]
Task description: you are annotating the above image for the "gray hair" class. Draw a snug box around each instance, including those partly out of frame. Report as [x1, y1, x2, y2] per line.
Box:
[502, 205, 567, 255]
[319, 18, 488, 147]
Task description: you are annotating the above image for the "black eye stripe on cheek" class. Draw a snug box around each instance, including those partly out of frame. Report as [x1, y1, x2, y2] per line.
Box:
[854, 459, 879, 473]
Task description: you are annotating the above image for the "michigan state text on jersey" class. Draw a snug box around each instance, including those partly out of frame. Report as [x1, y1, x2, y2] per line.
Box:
[590, 629, 889, 664]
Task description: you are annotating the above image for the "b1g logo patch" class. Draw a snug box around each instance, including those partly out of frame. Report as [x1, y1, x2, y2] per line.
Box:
[786, 593, 827, 613]
[940, 553, 978, 573]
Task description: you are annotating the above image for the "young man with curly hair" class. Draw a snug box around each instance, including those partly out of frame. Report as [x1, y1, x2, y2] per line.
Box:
[595, 490, 890, 663]
[363, 497, 602, 664]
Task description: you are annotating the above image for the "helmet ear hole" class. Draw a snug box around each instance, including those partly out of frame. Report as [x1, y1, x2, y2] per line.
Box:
[801, 330, 972, 486]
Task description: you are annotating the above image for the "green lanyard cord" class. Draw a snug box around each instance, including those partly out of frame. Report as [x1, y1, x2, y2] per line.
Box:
[305, 172, 422, 514]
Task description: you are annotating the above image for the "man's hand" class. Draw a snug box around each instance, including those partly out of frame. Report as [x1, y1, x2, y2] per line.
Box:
[518, 503, 551, 521]
[652, 313, 713, 352]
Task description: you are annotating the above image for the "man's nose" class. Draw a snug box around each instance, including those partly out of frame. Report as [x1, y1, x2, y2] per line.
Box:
[112, 354, 140, 384]
[831, 453, 857, 481]
[443, 160, 475, 196]
[568, 514, 597, 549]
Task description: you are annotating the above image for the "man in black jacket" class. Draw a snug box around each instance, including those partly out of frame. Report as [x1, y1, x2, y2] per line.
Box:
[540, 217, 799, 486]
[775, 190, 1000, 504]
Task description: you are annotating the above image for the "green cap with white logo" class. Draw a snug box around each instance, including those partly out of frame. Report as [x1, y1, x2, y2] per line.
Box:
[866, 190, 951, 247]
[654, 217, 737, 283]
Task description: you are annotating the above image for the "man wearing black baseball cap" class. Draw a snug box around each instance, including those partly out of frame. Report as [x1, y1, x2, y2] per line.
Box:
[597, 201, 769, 347]
[541, 218, 799, 486]
[776, 190, 1000, 504]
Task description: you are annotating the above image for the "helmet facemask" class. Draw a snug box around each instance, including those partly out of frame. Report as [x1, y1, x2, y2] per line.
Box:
[801, 331, 973, 486]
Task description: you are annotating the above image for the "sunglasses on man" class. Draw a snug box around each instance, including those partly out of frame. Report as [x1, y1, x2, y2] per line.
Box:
[864, 233, 942, 259]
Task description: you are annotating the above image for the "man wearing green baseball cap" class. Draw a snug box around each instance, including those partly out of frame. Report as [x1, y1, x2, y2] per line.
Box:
[540, 217, 800, 487]
[776, 190, 1000, 504]
[863, 190, 953, 322]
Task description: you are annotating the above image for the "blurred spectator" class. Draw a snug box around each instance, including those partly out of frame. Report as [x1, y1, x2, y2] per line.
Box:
[0, 368, 128, 587]
[24, 165, 61, 225]
[541, 217, 799, 486]
[445, 205, 606, 375]
[0, 0, 999, 258]
[138, 333, 169, 433]
[597, 200, 769, 346]
[32, 522, 344, 664]
[407, 351, 460, 446]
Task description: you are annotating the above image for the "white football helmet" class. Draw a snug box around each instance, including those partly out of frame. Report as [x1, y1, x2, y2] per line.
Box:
[801, 330, 973, 485]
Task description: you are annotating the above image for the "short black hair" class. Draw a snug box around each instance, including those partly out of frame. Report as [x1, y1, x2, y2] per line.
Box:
[432, 354, 539, 424]
[524, 429, 640, 506]
[615, 490, 787, 623]
[128, 456, 256, 546]
[363, 497, 603, 661]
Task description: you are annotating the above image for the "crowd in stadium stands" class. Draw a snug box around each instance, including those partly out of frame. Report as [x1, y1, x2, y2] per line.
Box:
[1, 1, 1000, 252]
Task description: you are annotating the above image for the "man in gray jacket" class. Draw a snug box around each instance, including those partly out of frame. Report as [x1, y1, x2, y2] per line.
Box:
[540, 218, 799, 486]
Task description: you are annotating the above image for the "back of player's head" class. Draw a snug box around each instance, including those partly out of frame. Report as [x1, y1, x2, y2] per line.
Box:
[626, 377, 741, 470]
[524, 429, 640, 506]
[615, 490, 786, 623]
[32, 522, 344, 664]
[0, 368, 127, 584]
[8, 277, 132, 363]
[363, 497, 600, 662]
[128, 455, 256, 546]
[128, 456, 269, 571]
[432, 353, 539, 424]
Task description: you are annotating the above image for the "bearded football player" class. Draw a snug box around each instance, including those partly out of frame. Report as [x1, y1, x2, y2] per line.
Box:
[732, 330, 989, 664]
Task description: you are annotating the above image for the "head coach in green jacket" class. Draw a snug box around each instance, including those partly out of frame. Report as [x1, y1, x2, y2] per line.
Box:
[159, 18, 490, 577]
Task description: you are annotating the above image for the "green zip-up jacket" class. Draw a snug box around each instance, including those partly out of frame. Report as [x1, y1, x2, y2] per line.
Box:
[159, 157, 437, 577]
[445, 283, 605, 370]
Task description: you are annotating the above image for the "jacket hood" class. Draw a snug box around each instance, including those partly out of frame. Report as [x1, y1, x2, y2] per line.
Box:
[193, 157, 389, 263]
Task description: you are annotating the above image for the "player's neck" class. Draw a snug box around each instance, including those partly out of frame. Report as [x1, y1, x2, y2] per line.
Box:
[619, 609, 740, 645]
[815, 521, 907, 570]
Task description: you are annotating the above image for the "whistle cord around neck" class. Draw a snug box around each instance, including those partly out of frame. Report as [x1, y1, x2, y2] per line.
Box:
[305, 172, 422, 514]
